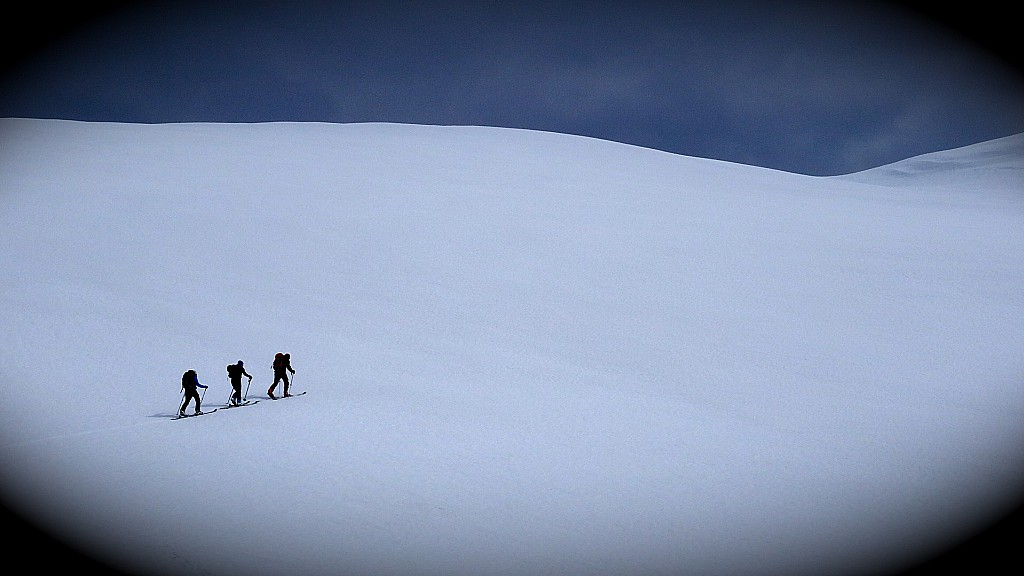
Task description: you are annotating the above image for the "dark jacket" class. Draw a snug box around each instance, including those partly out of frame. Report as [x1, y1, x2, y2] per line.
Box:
[181, 370, 208, 391]
[272, 354, 294, 374]
[227, 363, 251, 382]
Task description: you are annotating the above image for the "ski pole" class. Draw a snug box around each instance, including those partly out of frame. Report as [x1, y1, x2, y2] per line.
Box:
[178, 388, 186, 414]
[244, 377, 252, 401]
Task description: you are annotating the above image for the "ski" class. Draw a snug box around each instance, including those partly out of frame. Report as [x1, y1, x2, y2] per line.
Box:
[268, 391, 307, 400]
[223, 400, 259, 409]
[173, 408, 219, 420]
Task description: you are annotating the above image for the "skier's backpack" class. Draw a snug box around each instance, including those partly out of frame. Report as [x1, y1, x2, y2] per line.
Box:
[273, 353, 284, 371]
[227, 363, 239, 379]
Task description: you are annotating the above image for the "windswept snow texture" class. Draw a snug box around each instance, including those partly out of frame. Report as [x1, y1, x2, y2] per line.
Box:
[1, 119, 1023, 576]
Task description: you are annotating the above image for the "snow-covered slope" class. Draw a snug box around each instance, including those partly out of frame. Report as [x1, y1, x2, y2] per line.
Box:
[1, 119, 1022, 576]
[839, 132, 1024, 191]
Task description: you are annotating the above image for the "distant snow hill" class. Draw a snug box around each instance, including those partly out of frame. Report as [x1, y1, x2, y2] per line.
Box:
[839, 132, 1024, 189]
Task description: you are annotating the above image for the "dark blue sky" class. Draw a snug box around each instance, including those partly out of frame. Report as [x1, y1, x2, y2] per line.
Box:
[2, 0, 1022, 175]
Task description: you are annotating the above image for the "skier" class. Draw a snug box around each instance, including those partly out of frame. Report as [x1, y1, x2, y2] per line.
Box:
[180, 369, 208, 416]
[226, 360, 252, 406]
[268, 352, 296, 399]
